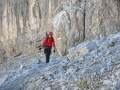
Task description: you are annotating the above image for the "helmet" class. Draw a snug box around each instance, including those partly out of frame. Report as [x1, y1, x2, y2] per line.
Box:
[49, 32, 53, 36]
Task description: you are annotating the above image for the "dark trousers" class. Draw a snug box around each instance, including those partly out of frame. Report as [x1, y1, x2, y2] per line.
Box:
[44, 47, 52, 63]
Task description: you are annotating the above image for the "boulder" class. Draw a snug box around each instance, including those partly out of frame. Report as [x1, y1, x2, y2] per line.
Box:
[67, 41, 97, 60]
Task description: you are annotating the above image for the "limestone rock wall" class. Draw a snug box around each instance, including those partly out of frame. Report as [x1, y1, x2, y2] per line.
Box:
[85, 0, 120, 40]
[52, 0, 120, 56]
[0, 0, 66, 61]
[0, 0, 120, 60]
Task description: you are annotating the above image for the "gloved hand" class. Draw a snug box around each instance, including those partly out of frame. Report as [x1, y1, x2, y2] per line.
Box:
[53, 50, 55, 53]
[39, 47, 42, 50]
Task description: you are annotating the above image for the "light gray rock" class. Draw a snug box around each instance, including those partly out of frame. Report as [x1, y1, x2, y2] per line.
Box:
[52, 3, 84, 56]
[67, 41, 97, 60]
[114, 82, 120, 90]
[0, 75, 8, 85]
[52, 0, 120, 56]
[45, 87, 51, 90]
[86, 42, 98, 52]
[100, 68, 106, 73]
[115, 70, 120, 77]
[102, 80, 112, 85]
[99, 42, 109, 50]
[85, 0, 120, 41]
[32, 58, 41, 64]
[26, 82, 36, 90]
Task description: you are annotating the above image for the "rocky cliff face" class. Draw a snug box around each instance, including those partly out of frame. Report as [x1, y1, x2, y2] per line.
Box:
[52, 0, 120, 55]
[0, 0, 120, 61]
[0, 0, 65, 61]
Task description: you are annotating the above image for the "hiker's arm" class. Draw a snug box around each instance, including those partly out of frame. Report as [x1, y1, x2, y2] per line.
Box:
[42, 38, 47, 47]
[52, 38, 55, 48]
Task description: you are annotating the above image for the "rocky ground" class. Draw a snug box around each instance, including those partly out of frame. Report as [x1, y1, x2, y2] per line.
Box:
[0, 32, 120, 90]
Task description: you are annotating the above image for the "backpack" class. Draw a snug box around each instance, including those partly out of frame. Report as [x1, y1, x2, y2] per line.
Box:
[45, 32, 53, 46]
[43, 32, 53, 54]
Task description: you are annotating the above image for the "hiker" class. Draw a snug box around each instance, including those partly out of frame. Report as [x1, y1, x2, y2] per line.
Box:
[42, 32, 56, 63]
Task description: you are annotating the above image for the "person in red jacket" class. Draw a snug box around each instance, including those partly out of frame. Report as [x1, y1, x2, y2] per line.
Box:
[42, 32, 56, 63]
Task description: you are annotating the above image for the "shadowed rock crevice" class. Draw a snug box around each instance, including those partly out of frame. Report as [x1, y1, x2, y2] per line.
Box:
[83, 1, 87, 42]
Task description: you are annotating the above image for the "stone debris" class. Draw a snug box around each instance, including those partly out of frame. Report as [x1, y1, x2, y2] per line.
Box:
[0, 32, 120, 90]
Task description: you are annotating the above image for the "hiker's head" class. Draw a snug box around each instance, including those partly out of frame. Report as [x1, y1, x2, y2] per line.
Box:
[48, 32, 53, 37]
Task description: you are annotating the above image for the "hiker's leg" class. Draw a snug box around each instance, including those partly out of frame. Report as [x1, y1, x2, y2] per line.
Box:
[46, 53, 49, 63]
[45, 48, 49, 63]
[45, 47, 51, 63]
[47, 48, 52, 63]
[45, 48, 51, 63]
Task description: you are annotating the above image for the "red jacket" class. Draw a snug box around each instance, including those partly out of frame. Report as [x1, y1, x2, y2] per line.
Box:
[42, 37, 55, 47]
